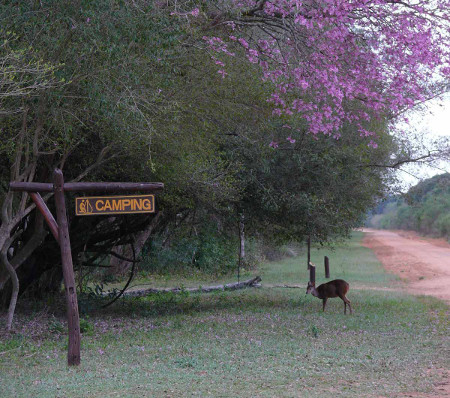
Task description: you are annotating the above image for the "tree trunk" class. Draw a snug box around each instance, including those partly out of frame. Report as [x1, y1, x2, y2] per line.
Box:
[0, 247, 19, 331]
[239, 213, 245, 262]
[0, 213, 47, 289]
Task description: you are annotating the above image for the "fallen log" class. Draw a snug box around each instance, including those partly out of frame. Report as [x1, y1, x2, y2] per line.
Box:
[120, 276, 262, 298]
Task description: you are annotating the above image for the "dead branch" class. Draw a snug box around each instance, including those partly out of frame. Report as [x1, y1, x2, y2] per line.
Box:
[117, 276, 262, 298]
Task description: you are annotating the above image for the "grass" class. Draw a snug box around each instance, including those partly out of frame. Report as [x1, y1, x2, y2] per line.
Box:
[261, 231, 396, 286]
[0, 232, 448, 397]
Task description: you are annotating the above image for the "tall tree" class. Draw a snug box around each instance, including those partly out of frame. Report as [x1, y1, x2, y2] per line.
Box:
[176, 1, 450, 143]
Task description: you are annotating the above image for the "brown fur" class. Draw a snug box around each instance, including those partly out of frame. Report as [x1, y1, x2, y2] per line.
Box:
[306, 279, 352, 314]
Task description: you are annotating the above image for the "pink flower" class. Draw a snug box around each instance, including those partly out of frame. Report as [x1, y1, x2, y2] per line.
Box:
[212, 57, 225, 67]
[299, 80, 309, 90]
[287, 136, 296, 144]
[247, 49, 259, 63]
[217, 70, 228, 78]
[190, 8, 200, 17]
[226, 21, 236, 30]
[238, 38, 249, 49]
[269, 141, 279, 149]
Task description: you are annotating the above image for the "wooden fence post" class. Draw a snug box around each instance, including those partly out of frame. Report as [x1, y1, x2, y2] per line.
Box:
[307, 235, 311, 270]
[324, 256, 330, 278]
[53, 169, 81, 366]
[309, 263, 316, 284]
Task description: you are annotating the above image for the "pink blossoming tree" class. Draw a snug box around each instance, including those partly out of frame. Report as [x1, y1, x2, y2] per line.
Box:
[190, 1, 450, 146]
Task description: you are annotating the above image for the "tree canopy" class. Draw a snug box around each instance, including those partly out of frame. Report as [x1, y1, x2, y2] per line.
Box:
[182, 1, 450, 144]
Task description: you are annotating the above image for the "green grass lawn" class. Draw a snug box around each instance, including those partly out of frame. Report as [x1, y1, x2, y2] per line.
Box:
[260, 231, 396, 286]
[0, 232, 448, 397]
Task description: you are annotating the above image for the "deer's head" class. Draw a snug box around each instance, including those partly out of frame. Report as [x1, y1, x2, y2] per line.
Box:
[306, 281, 315, 295]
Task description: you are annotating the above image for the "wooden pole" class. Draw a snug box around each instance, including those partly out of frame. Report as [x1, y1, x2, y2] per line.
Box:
[53, 169, 81, 366]
[309, 263, 316, 284]
[237, 236, 241, 284]
[307, 235, 311, 269]
[63, 182, 164, 192]
[324, 256, 330, 278]
[237, 213, 245, 283]
[9, 182, 54, 192]
[29, 192, 59, 242]
[10, 181, 164, 193]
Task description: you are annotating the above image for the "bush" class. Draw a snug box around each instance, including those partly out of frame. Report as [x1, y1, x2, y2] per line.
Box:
[79, 317, 94, 335]
[435, 213, 450, 239]
[140, 221, 268, 276]
[141, 223, 239, 275]
[48, 317, 65, 334]
[366, 174, 450, 240]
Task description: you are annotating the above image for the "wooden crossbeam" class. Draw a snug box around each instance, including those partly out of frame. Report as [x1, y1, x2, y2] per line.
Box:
[29, 192, 59, 242]
[10, 181, 164, 193]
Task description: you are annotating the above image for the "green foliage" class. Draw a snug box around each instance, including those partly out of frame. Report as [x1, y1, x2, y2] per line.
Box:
[47, 316, 65, 334]
[226, 118, 394, 244]
[0, 29, 61, 114]
[435, 213, 450, 237]
[79, 317, 94, 335]
[48, 315, 94, 336]
[0, 333, 25, 352]
[142, 221, 240, 275]
[310, 324, 320, 338]
[367, 173, 450, 239]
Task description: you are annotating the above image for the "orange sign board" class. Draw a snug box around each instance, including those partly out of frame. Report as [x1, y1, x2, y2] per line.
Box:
[75, 194, 155, 216]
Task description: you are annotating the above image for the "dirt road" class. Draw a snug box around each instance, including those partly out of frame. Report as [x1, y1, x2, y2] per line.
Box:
[362, 228, 450, 304]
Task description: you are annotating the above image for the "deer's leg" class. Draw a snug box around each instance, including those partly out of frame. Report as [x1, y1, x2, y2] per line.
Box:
[322, 298, 328, 312]
[346, 297, 352, 314]
[338, 294, 349, 314]
[340, 294, 352, 314]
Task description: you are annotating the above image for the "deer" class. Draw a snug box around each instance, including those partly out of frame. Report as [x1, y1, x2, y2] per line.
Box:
[306, 278, 352, 314]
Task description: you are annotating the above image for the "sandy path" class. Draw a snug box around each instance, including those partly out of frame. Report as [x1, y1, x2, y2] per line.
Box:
[362, 228, 450, 304]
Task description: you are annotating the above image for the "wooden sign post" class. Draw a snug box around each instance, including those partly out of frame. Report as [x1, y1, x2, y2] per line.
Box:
[54, 169, 81, 365]
[10, 169, 163, 366]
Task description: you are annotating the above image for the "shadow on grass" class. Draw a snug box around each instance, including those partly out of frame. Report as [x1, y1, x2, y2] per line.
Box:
[86, 288, 309, 319]
[77, 284, 439, 322]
